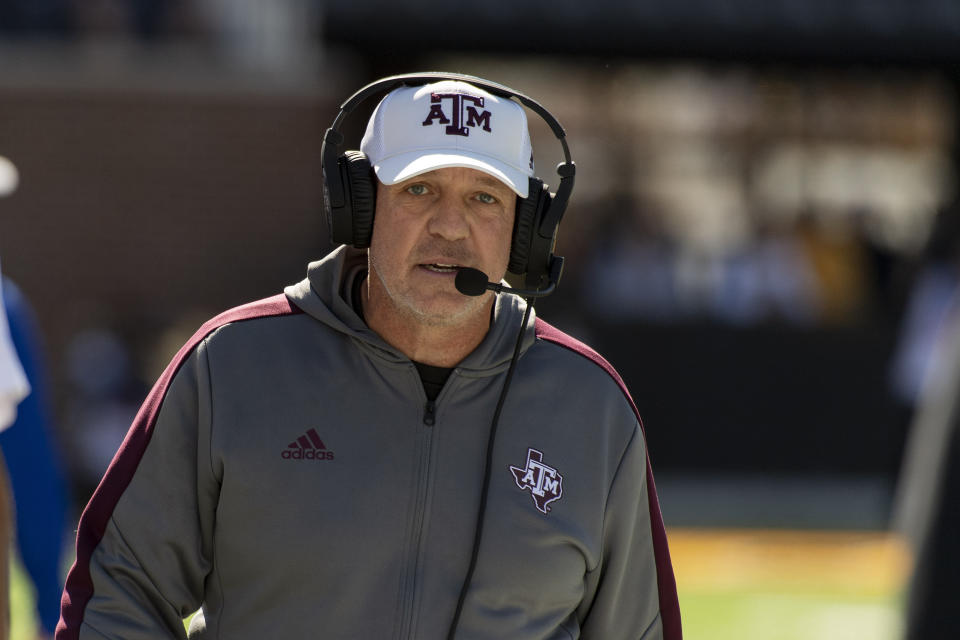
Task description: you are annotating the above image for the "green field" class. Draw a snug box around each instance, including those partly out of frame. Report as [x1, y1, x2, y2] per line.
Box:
[680, 586, 902, 640]
[671, 528, 908, 640]
[10, 528, 909, 639]
[11, 554, 40, 640]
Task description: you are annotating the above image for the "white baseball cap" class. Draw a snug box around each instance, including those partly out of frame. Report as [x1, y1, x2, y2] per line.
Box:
[360, 80, 534, 198]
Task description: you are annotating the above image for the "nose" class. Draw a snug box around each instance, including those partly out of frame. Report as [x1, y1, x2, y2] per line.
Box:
[426, 192, 469, 241]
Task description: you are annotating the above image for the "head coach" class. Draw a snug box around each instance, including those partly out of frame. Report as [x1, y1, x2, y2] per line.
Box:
[57, 73, 682, 640]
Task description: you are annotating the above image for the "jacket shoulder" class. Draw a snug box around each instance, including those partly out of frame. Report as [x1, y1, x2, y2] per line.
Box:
[534, 319, 636, 409]
[196, 294, 301, 339]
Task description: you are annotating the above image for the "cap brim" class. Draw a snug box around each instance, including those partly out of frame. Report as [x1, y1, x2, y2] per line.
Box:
[373, 151, 529, 198]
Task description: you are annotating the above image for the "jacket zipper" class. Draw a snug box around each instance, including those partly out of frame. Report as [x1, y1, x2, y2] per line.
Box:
[398, 397, 437, 638]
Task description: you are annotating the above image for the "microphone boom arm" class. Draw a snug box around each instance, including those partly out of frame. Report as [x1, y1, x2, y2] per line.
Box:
[485, 255, 564, 299]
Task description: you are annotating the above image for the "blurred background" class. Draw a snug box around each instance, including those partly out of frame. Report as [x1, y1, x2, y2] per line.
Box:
[3, 1, 960, 638]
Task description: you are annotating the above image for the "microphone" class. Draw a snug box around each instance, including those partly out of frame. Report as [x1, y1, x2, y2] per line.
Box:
[454, 268, 494, 296]
[454, 257, 564, 299]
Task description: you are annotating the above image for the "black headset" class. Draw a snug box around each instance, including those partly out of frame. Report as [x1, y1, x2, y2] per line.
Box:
[321, 72, 576, 291]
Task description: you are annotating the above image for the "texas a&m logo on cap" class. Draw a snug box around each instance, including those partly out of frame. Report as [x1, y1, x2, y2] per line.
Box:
[509, 448, 563, 514]
[422, 92, 492, 137]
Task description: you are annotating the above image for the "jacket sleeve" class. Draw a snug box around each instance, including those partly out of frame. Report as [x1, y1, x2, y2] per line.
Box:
[57, 340, 218, 640]
[579, 423, 671, 640]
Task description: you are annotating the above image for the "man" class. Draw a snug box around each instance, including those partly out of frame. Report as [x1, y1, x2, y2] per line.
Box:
[58, 75, 681, 639]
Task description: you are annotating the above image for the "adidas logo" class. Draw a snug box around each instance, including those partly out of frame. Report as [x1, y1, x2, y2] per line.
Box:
[281, 428, 335, 461]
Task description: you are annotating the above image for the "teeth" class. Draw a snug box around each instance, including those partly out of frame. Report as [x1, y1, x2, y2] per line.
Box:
[426, 263, 459, 272]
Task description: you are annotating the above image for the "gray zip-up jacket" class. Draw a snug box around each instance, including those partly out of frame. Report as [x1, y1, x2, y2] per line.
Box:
[57, 247, 681, 640]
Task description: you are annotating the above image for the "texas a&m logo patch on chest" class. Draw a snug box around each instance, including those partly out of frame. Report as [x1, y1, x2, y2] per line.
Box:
[509, 448, 563, 514]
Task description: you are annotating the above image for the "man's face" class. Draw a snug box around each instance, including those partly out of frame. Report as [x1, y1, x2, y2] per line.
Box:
[367, 167, 517, 327]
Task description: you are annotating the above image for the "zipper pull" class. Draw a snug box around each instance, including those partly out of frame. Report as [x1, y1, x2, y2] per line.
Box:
[423, 400, 436, 426]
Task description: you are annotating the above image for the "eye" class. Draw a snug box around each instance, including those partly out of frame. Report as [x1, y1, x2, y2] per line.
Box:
[476, 192, 498, 205]
[406, 183, 429, 196]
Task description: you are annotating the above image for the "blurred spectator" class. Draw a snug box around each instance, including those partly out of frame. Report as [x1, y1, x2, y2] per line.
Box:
[195, 0, 318, 69]
[0, 277, 69, 639]
[582, 198, 819, 325]
[889, 203, 960, 406]
[794, 212, 872, 325]
[700, 220, 819, 326]
[896, 314, 960, 639]
[582, 197, 681, 322]
[62, 328, 146, 503]
[891, 202, 960, 639]
[0, 273, 28, 430]
[1, 265, 30, 640]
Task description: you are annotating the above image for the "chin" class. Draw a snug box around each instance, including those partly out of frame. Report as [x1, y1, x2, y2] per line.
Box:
[405, 295, 490, 327]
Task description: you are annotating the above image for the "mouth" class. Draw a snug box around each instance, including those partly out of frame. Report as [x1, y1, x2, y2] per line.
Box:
[420, 263, 462, 274]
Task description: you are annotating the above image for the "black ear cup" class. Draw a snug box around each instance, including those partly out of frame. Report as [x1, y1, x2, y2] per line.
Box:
[510, 179, 558, 288]
[340, 150, 377, 248]
[508, 178, 542, 275]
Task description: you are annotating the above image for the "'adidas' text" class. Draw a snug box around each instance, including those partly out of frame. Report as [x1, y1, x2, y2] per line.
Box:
[282, 427, 335, 461]
[281, 448, 334, 461]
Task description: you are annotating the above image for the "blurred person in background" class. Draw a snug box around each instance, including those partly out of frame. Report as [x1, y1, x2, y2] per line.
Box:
[889, 203, 960, 408]
[57, 73, 680, 640]
[0, 268, 28, 439]
[898, 311, 960, 639]
[0, 276, 70, 640]
[892, 202, 960, 639]
[1, 263, 31, 640]
[62, 328, 147, 506]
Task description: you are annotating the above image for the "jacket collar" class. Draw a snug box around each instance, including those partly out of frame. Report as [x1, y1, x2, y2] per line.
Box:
[284, 245, 537, 375]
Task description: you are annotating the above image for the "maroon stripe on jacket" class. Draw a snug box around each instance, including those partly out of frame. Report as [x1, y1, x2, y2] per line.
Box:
[56, 294, 302, 639]
[535, 318, 683, 640]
